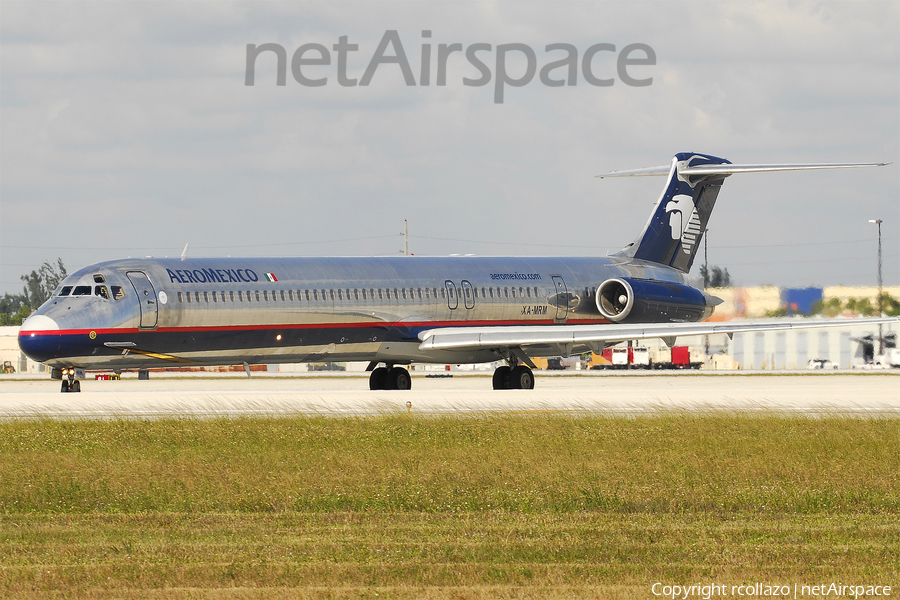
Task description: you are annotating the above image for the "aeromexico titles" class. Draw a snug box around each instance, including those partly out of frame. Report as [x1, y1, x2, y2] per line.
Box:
[18, 153, 894, 392]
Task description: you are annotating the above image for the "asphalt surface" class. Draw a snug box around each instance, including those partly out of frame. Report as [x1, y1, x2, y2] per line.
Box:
[1, 371, 898, 418]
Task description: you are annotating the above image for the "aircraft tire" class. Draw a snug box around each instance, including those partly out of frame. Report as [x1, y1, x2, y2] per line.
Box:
[492, 366, 511, 390]
[388, 367, 412, 390]
[61, 380, 69, 393]
[369, 367, 389, 390]
[72, 380, 81, 393]
[509, 365, 535, 390]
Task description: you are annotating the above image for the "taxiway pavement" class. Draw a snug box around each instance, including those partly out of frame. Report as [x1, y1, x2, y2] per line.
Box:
[1, 372, 898, 418]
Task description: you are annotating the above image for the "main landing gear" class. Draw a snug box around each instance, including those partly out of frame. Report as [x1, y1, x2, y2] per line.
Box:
[369, 365, 412, 390]
[492, 364, 535, 390]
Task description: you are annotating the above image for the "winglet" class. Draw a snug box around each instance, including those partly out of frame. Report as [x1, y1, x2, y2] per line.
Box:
[181, 243, 189, 261]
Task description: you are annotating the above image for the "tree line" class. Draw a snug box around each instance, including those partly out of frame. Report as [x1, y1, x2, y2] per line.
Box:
[0, 259, 67, 326]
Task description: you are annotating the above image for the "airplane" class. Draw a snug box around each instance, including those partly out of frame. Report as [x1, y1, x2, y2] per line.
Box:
[17, 152, 895, 393]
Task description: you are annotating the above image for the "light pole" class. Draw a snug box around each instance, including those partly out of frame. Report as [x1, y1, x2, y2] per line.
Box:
[868, 219, 883, 355]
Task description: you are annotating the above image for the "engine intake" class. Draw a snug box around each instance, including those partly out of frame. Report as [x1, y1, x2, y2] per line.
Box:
[596, 277, 713, 323]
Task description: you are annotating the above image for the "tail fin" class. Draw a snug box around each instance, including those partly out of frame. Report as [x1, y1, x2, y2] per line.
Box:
[600, 153, 889, 273]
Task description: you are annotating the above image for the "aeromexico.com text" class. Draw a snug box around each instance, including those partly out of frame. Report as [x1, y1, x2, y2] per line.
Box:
[245, 30, 656, 103]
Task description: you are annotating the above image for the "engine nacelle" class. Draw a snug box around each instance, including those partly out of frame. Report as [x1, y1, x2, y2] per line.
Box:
[595, 277, 714, 323]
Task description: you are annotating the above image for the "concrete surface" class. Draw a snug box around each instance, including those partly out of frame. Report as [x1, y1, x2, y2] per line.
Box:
[1, 372, 898, 418]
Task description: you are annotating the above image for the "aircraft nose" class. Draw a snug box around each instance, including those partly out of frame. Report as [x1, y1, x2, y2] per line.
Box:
[18, 314, 61, 362]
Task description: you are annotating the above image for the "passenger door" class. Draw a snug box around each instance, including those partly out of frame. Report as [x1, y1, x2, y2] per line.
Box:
[126, 271, 158, 329]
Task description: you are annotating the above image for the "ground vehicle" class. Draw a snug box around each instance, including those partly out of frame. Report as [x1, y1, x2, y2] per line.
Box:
[806, 358, 838, 370]
[592, 346, 703, 370]
[1, 361, 15, 374]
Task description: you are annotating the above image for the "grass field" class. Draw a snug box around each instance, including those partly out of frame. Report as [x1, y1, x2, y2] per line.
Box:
[1, 415, 898, 598]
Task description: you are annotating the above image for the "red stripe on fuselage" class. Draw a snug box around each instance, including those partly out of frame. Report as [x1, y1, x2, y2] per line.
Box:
[19, 318, 613, 338]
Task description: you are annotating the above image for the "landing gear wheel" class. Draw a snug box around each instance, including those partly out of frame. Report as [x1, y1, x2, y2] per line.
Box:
[509, 365, 535, 390]
[492, 366, 511, 390]
[61, 380, 70, 393]
[388, 367, 411, 390]
[72, 380, 81, 393]
[369, 367, 389, 390]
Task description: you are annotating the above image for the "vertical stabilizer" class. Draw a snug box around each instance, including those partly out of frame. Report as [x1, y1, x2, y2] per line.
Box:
[614, 153, 730, 272]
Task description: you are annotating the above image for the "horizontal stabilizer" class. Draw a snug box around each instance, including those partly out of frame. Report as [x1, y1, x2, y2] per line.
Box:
[597, 161, 889, 178]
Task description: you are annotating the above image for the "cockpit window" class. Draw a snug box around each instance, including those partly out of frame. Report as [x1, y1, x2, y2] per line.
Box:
[93, 274, 106, 283]
[111, 286, 126, 300]
[95, 285, 110, 299]
[58, 286, 73, 296]
[72, 285, 92, 296]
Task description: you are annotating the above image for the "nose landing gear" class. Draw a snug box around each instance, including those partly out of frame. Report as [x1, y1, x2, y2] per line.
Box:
[59, 368, 81, 393]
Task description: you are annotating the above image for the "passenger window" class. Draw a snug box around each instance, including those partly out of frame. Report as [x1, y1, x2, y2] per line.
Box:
[255, 291, 261, 302]
[354, 289, 359, 300]
[212, 291, 218, 303]
[338, 289, 343, 300]
[527, 287, 531, 298]
[177, 292, 184, 303]
[504, 288, 509, 297]
[73, 285, 92, 296]
[313, 290, 318, 301]
[264, 290, 269, 301]
[489, 288, 494, 298]
[288, 290, 294, 301]
[330, 289, 335, 300]
[440, 288, 446, 298]
[378, 289, 383, 300]
[402, 289, 407, 300]
[195, 292, 200, 303]
[59, 286, 73, 296]
[230, 291, 235, 302]
[394, 288, 399, 299]
[465, 287, 471, 298]
[186, 293, 192, 303]
[204, 292, 210, 303]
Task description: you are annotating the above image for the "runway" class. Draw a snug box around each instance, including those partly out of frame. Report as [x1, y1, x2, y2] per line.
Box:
[1, 371, 898, 418]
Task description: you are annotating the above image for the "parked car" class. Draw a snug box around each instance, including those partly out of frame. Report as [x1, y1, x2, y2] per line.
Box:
[806, 358, 838, 370]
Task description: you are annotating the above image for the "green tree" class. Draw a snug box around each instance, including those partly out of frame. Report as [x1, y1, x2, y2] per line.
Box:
[810, 297, 843, 317]
[881, 293, 900, 316]
[20, 258, 67, 310]
[0, 304, 32, 326]
[700, 265, 733, 288]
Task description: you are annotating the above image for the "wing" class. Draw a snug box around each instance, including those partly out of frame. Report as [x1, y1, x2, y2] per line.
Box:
[418, 316, 899, 356]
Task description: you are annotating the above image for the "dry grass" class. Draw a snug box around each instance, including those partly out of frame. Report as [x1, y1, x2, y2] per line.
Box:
[1, 415, 898, 598]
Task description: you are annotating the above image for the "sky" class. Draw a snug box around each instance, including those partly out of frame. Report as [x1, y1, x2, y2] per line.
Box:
[1, 0, 898, 297]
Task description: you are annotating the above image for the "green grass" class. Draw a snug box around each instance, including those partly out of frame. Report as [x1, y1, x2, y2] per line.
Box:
[1, 415, 898, 598]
